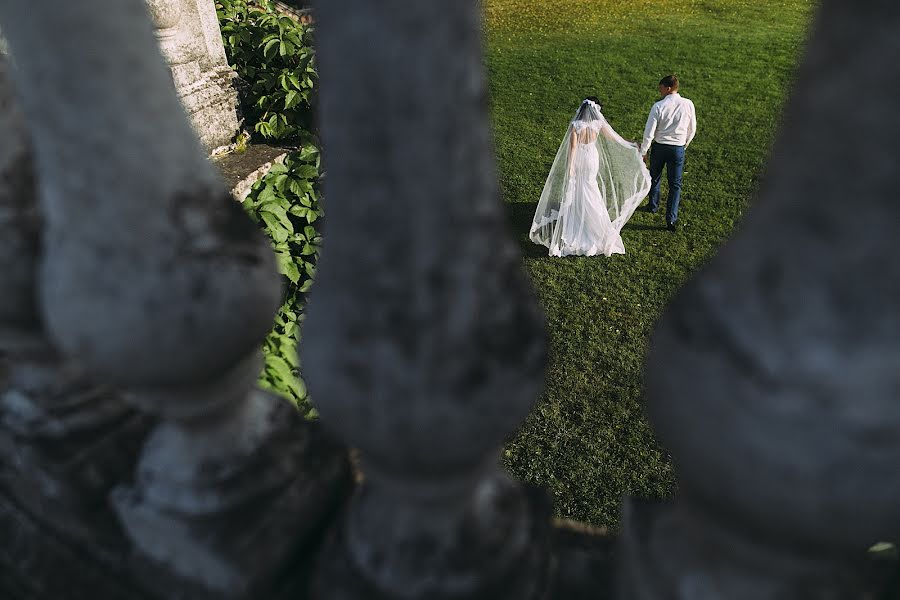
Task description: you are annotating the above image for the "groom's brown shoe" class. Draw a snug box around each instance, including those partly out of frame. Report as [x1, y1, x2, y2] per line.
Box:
[666, 221, 677, 232]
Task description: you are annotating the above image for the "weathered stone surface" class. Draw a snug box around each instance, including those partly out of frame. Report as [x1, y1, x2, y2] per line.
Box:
[0, 494, 145, 600]
[0, 1, 346, 596]
[547, 518, 616, 600]
[118, 411, 353, 598]
[0, 0, 280, 388]
[304, 0, 551, 597]
[0, 53, 39, 326]
[311, 473, 552, 600]
[213, 143, 292, 201]
[113, 390, 352, 595]
[0, 42, 151, 567]
[0, 336, 153, 541]
[271, 1, 314, 23]
[0, 417, 353, 600]
[306, 0, 546, 514]
[617, 498, 899, 600]
[148, 0, 241, 154]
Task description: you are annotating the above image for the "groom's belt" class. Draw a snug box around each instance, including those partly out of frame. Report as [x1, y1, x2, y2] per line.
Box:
[651, 141, 685, 148]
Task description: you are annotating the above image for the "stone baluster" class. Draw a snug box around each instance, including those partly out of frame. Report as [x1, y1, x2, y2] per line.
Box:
[303, 1, 552, 598]
[0, 1, 348, 597]
[146, 0, 189, 66]
[0, 52, 38, 330]
[146, 0, 241, 154]
[618, 2, 900, 598]
[0, 45, 147, 562]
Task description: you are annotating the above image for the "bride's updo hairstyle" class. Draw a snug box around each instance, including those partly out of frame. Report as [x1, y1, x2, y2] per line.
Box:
[575, 96, 602, 121]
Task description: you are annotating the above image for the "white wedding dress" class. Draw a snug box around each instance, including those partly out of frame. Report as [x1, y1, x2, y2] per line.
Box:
[530, 100, 650, 257]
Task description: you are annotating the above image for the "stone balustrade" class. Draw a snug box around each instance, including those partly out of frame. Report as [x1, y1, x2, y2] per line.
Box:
[0, 0, 898, 598]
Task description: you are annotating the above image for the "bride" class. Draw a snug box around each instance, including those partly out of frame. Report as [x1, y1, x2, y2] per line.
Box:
[530, 97, 650, 257]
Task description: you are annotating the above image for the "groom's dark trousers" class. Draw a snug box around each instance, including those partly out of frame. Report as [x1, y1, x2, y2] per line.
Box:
[647, 142, 685, 225]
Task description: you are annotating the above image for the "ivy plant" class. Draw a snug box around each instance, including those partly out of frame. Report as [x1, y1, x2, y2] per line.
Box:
[242, 146, 323, 415]
[217, 0, 323, 414]
[217, 0, 317, 141]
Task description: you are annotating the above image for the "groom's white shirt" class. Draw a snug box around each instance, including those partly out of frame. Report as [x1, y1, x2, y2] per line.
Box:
[639, 92, 696, 155]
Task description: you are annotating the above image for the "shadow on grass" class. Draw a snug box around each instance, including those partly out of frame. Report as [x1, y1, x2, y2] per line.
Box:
[504, 201, 549, 258]
[622, 222, 667, 232]
[505, 201, 670, 256]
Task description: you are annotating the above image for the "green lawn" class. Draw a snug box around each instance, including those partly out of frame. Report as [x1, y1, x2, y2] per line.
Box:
[486, 0, 816, 528]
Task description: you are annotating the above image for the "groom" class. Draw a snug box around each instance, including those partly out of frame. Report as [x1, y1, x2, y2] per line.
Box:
[639, 75, 697, 231]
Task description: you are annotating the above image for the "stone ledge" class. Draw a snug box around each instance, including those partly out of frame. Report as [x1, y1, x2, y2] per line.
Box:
[213, 143, 296, 202]
[271, 1, 314, 24]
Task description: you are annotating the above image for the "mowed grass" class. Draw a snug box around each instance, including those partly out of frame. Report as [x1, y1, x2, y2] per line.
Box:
[486, 0, 816, 527]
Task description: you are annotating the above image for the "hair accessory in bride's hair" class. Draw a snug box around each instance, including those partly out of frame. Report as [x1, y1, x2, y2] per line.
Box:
[575, 98, 602, 117]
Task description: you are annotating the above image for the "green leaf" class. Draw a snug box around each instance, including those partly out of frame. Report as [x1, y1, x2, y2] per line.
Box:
[274, 249, 294, 274]
[257, 182, 278, 203]
[256, 121, 272, 137]
[266, 354, 296, 383]
[284, 321, 297, 337]
[287, 178, 303, 197]
[266, 162, 289, 176]
[263, 38, 279, 60]
[261, 204, 294, 233]
[284, 89, 301, 109]
[289, 178, 313, 196]
[282, 259, 301, 284]
[290, 377, 308, 401]
[273, 173, 290, 192]
[284, 31, 304, 48]
[298, 145, 319, 162]
[295, 164, 319, 179]
[261, 212, 290, 243]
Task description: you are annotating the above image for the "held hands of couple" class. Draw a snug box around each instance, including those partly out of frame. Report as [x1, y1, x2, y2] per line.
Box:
[625, 140, 645, 160]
